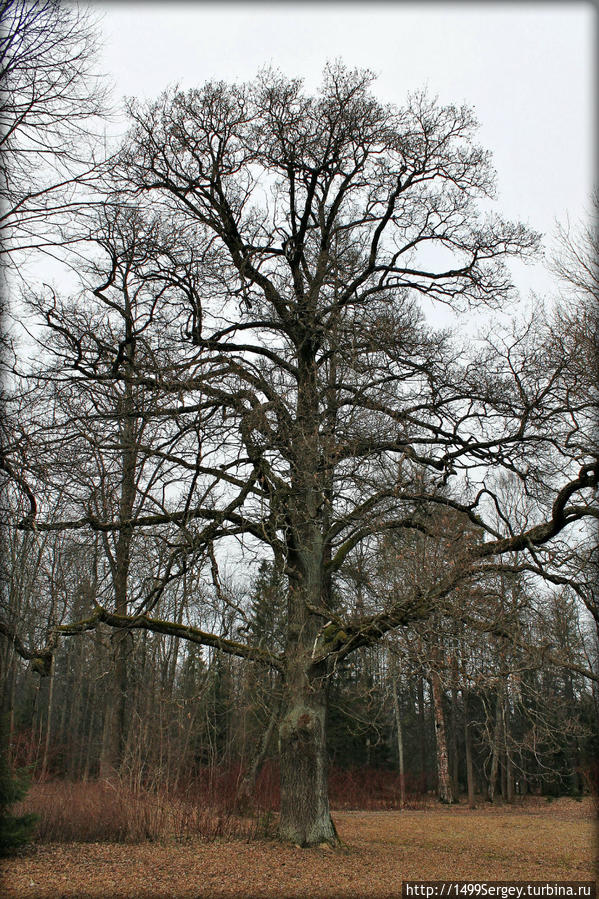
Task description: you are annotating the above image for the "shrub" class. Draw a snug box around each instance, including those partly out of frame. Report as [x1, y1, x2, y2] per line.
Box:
[15, 778, 275, 844]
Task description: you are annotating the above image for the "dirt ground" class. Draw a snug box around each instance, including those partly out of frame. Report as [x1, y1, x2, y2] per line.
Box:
[2, 797, 597, 898]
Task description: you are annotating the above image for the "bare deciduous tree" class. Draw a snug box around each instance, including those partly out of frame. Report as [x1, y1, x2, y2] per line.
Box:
[0, 0, 109, 264]
[3, 65, 597, 846]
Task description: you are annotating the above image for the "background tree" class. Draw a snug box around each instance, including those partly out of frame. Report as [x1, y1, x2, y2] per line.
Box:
[0, 0, 110, 266]
[0, 715, 37, 855]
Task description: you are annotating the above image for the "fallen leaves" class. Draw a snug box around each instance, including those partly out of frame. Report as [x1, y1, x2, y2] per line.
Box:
[1, 797, 597, 898]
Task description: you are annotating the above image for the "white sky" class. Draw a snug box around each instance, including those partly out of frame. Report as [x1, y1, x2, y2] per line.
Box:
[77, 0, 596, 333]
[96, 2, 595, 236]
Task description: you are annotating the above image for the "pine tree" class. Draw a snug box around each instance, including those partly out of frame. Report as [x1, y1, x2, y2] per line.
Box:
[0, 717, 38, 855]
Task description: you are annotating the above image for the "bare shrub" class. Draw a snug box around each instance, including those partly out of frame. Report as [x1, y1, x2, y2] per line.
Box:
[12, 762, 434, 845]
[13, 779, 274, 844]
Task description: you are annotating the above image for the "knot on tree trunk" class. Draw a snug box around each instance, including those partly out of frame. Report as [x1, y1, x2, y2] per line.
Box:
[280, 706, 321, 752]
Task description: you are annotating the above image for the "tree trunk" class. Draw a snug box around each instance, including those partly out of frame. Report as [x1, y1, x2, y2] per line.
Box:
[449, 646, 460, 798]
[418, 675, 428, 791]
[278, 677, 338, 846]
[392, 673, 406, 808]
[99, 326, 137, 779]
[487, 685, 504, 803]
[431, 668, 454, 804]
[505, 748, 514, 802]
[237, 696, 281, 809]
[277, 338, 340, 846]
[503, 699, 514, 802]
[1, 649, 17, 763]
[40, 655, 55, 778]
[99, 628, 130, 779]
[449, 683, 459, 799]
[463, 689, 476, 808]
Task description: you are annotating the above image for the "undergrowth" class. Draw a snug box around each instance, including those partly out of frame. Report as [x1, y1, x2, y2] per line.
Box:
[13, 779, 275, 844]
[11, 764, 435, 844]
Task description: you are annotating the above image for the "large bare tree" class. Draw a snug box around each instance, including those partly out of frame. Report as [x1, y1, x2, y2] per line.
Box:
[3, 65, 597, 846]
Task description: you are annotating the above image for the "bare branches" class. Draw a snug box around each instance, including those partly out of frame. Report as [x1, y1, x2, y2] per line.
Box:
[58, 604, 284, 671]
[4, 63, 597, 715]
[0, 0, 110, 262]
[0, 601, 284, 675]
[475, 462, 598, 559]
[0, 449, 37, 525]
[0, 615, 50, 671]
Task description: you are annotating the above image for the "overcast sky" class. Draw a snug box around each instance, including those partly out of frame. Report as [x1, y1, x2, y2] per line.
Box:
[95, 1, 596, 301]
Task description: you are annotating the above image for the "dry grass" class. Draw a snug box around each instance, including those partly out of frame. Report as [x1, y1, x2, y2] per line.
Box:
[2, 796, 597, 898]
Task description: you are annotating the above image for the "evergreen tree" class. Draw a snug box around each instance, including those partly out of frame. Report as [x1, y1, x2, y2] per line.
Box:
[0, 718, 37, 855]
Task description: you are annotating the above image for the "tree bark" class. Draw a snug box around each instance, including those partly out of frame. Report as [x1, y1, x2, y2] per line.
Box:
[450, 683, 460, 799]
[418, 676, 428, 791]
[503, 698, 514, 802]
[100, 364, 137, 778]
[278, 674, 338, 846]
[431, 667, 454, 804]
[40, 654, 55, 778]
[236, 696, 281, 809]
[487, 684, 504, 803]
[463, 689, 476, 808]
[274, 337, 341, 847]
[392, 676, 406, 808]
[1, 648, 17, 763]
[449, 646, 460, 798]
[99, 628, 131, 779]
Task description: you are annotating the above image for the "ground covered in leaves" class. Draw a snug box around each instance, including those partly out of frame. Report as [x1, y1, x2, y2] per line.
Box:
[2, 797, 597, 898]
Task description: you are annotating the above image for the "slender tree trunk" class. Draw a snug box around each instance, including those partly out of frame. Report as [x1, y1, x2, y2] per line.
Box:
[449, 645, 460, 798]
[100, 323, 138, 778]
[237, 696, 281, 809]
[564, 673, 582, 795]
[74, 685, 87, 780]
[99, 686, 116, 779]
[463, 689, 476, 808]
[503, 699, 514, 802]
[40, 655, 55, 778]
[7, 663, 16, 766]
[431, 678, 453, 805]
[450, 684, 459, 799]
[66, 641, 84, 778]
[501, 754, 507, 800]
[418, 675, 428, 792]
[392, 676, 406, 809]
[1, 650, 17, 763]
[83, 704, 95, 781]
[505, 749, 514, 802]
[430, 667, 454, 804]
[487, 685, 504, 803]
[30, 676, 42, 768]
